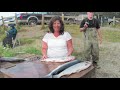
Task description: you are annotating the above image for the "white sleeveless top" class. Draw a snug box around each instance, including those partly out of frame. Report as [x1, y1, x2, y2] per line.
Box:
[42, 32, 72, 58]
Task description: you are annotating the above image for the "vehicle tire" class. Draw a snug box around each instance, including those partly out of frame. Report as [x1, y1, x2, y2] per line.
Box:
[28, 20, 37, 26]
[68, 19, 74, 24]
[109, 21, 113, 25]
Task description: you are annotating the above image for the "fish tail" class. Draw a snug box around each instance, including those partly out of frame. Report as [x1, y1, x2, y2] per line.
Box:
[43, 75, 53, 78]
[53, 74, 61, 78]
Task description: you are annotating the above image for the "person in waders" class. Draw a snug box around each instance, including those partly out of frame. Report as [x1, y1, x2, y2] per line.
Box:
[80, 12, 102, 68]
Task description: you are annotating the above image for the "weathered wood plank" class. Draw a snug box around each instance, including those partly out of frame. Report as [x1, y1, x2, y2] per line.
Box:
[61, 65, 95, 78]
[0, 61, 95, 78]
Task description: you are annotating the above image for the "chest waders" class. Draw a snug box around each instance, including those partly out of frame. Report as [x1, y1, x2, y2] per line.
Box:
[83, 28, 99, 63]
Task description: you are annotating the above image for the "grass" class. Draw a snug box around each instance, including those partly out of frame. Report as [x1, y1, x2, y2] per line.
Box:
[0, 45, 42, 57]
[17, 25, 28, 32]
[32, 36, 43, 39]
[16, 25, 22, 30]
[19, 38, 34, 45]
[65, 24, 82, 38]
[0, 26, 8, 42]
[23, 47, 41, 55]
[0, 33, 41, 57]
[0, 25, 23, 42]
[109, 23, 120, 28]
[0, 34, 6, 42]
[103, 30, 120, 42]
[0, 46, 17, 57]
[65, 24, 120, 43]
[0, 26, 5, 34]
[0, 24, 120, 78]
[0, 24, 120, 57]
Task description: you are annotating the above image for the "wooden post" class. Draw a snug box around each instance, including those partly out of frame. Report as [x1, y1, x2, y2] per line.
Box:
[1, 16, 5, 28]
[94, 16, 97, 19]
[62, 13, 64, 22]
[41, 14, 44, 29]
[82, 15, 84, 20]
[15, 14, 18, 28]
[98, 14, 99, 19]
[101, 17, 103, 27]
[113, 16, 115, 26]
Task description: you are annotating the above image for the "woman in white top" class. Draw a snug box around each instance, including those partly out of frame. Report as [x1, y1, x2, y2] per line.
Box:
[42, 16, 74, 59]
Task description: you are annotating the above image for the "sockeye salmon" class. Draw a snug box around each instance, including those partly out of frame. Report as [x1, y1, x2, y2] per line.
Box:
[41, 56, 75, 62]
[43, 60, 81, 78]
[53, 61, 92, 78]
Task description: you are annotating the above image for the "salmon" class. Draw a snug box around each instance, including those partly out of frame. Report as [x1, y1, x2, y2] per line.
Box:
[53, 61, 92, 78]
[43, 60, 81, 78]
[41, 56, 75, 62]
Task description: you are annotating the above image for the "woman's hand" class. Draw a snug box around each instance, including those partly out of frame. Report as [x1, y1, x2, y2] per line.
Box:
[99, 38, 102, 44]
[67, 39, 74, 57]
[42, 55, 48, 60]
[67, 52, 71, 57]
[42, 41, 48, 60]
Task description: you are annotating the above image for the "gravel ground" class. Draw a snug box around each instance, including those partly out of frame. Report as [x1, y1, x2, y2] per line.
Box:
[96, 42, 120, 78]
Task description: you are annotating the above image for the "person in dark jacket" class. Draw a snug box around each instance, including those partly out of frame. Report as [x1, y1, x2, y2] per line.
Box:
[2, 24, 17, 48]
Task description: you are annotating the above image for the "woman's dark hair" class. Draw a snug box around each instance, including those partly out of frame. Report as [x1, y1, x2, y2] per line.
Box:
[49, 16, 64, 35]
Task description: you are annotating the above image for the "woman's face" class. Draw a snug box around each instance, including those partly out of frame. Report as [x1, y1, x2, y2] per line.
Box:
[53, 20, 61, 32]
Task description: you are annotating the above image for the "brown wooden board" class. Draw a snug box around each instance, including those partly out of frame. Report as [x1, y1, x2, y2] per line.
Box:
[61, 65, 95, 78]
[0, 62, 16, 69]
[0, 61, 94, 78]
[0, 61, 64, 78]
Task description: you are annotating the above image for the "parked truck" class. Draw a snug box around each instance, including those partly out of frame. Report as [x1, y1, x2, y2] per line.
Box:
[17, 12, 88, 25]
